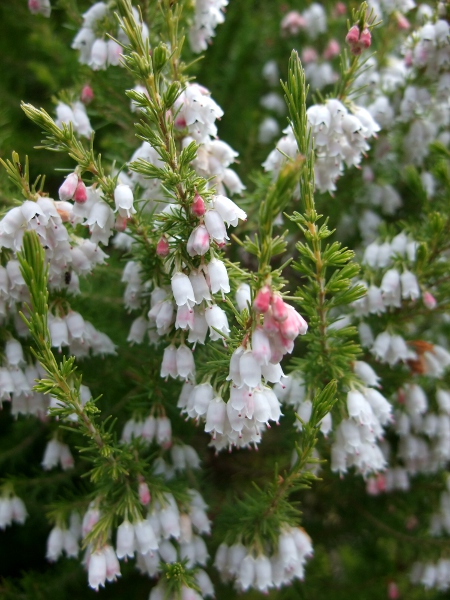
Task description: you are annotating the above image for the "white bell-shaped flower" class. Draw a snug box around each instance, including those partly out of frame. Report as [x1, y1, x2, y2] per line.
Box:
[205, 396, 227, 435]
[46, 526, 64, 561]
[401, 270, 420, 300]
[239, 351, 261, 388]
[251, 328, 271, 365]
[88, 549, 107, 590]
[238, 554, 256, 591]
[187, 309, 209, 346]
[5, 338, 24, 367]
[255, 554, 273, 592]
[114, 184, 136, 219]
[187, 225, 210, 257]
[207, 258, 230, 296]
[176, 345, 196, 380]
[235, 283, 251, 312]
[171, 272, 196, 309]
[213, 194, 247, 227]
[116, 520, 135, 559]
[204, 209, 228, 244]
[89, 39, 108, 70]
[189, 270, 211, 304]
[347, 391, 375, 426]
[205, 305, 229, 341]
[104, 544, 121, 581]
[134, 520, 158, 555]
[161, 345, 178, 379]
[156, 416, 172, 446]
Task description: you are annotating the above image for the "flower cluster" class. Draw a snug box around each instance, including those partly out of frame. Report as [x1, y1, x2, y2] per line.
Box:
[215, 526, 313, 591]
[189, 0, 229, 54]
[71, 2, 148, 70]
[174, 84, 244, 195]
[331, 386, 392, 476]
[28, 0, 51, 17]
[281, 4, 327, 39]
[0, 493, 27, 529]
[55, 101, 92, 138]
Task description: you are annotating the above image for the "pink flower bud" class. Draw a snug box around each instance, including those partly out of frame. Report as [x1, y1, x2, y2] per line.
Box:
[73, 180, 87, 203]
[334, 2, 346, 16]
[423, 291, 437, 309]
[58, 172, 79, 201]
[114, 215, 128, 232]
[366, 477, 379, 496]
[139, 481, 151, 506]
[396, 13, 410, 30]
[359, 28, 372, 49]
[191, 192, 205, 216]
[301, 47, 318, 64]
[345, 25, 360, 46]
[281, 11, 306, 35]
[387, 582, 399, 600]
[376, 473, 386, 492]
[28, 0, 50, 16]
[81, 85, 94, 104]
[157, 237, 170, 257]
[271, 294, 288, 322]
[323, 39, 340, 60]
[253, 285, 272, 313]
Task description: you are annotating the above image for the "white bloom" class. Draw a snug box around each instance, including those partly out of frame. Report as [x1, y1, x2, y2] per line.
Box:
[205, 396, 227, 436]
[88, 549, 107, 590]
[213, 195, 246, 226]
[204, 210, 228, 244]
[176, 345, 196, 380]
[205, 305, 230, 341]
[171, 272, 196, 309]
[207, 258, 230, 296]
[116, 520, 135, 559]
[161, 345, 178, 379]
[114, 184, 135, 219]
[401, 270, 421, 300]
[189, 270, 211, 304]
[89, 39, 108, 70]
[134, 520, 158, 555]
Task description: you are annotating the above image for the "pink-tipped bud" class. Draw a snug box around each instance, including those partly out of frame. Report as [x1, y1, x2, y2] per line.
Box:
[157, 237, 170, 257]
[73, 180, 87, 203]
[114, 215, 128, 232]
[323, 39, 340, 60]
[387, 582, 400, 600]
[138, 481, 151, 505]
[81, 85, 94, 104]
[58, 172, 79, 201]
[359, 28, 372, 49]
[334, 2, 346, 16]
[376, 473, 386, 492]
[174, 114, 187, 128]
[271, 295, 288, 322]
[396, 13, 410, 30]
[423, 291, 437, 310]
[253, 285, 272, 313]
[345, 25, 360, 45]
[366, 477, 379, 496]
[191, 193, 206, 217]
[301, 47, 318, 64]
